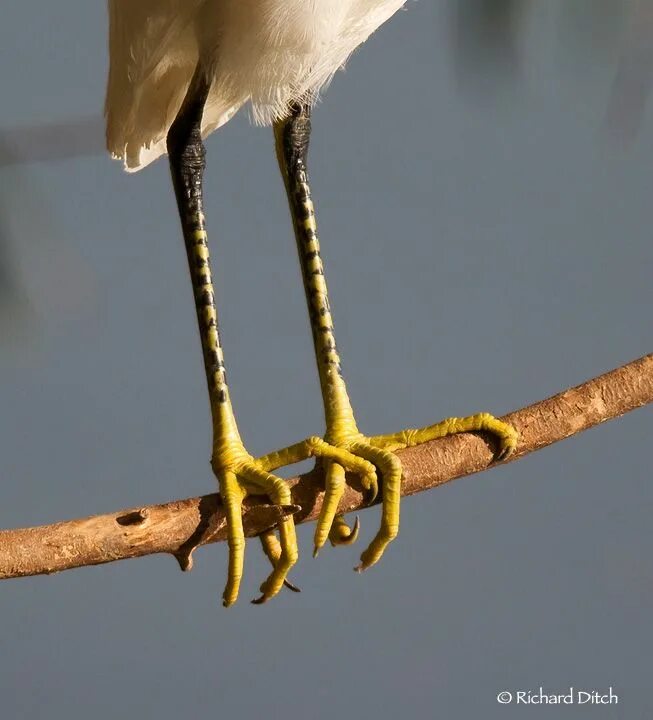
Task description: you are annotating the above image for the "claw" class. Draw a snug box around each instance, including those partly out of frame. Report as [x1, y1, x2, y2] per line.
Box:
[492, 432, 518, 462]
[329, 514, 360, 547]
[353, 550, 372, 574]
[283, 578, 301, 593]
[252, 555, 299, 604]
[495, 446, 511, 462]
[353, 541, 381, 574]
[251, 580, 299, 603]
[364, 481, 378, 504]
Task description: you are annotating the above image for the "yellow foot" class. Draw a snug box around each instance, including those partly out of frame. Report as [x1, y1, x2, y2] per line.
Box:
[262, 413, 517, 574]
[215, 450, 300, 607]
[258, 528, 301, 594]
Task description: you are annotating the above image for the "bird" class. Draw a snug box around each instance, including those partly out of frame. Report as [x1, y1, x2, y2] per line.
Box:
[105, 0, 518, 607]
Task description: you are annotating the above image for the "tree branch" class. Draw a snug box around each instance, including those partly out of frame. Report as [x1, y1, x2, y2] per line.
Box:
[1, 353, 651, 580]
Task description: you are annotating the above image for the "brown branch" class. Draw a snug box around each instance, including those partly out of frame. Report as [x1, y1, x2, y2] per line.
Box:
[1, 353, 651, 580]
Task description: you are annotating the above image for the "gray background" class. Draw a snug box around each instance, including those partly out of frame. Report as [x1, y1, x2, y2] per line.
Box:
[1, 1, 651, 718]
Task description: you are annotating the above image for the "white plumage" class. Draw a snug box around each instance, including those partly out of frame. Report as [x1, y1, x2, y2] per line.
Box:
[105, 0, 407, 171]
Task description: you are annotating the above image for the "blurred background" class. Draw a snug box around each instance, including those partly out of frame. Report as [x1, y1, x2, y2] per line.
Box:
[1, 1, 652, 718]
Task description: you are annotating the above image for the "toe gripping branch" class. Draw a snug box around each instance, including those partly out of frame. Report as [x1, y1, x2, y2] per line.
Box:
[259, 412, 517, 580]
[314, 413, 517, 574]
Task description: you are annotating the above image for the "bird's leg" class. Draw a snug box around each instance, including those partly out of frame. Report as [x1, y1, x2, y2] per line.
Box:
[271, 103, 518, 570]
[167, 67, 299, 606]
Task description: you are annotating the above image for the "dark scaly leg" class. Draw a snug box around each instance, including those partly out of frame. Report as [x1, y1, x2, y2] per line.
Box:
[167, 67, 302, 606]
[272, 103, 518, 570]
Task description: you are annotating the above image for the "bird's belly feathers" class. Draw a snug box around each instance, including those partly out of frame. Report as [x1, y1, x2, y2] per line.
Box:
[106, 0, 406, 170]
[207, 0, 406, 123]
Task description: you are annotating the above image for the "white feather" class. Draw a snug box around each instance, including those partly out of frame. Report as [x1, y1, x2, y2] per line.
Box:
[105, 0, 407, 171]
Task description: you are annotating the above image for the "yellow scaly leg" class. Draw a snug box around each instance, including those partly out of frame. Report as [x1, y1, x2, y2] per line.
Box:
[273, 103, 518, 572]
[168, 67, 304, 606]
